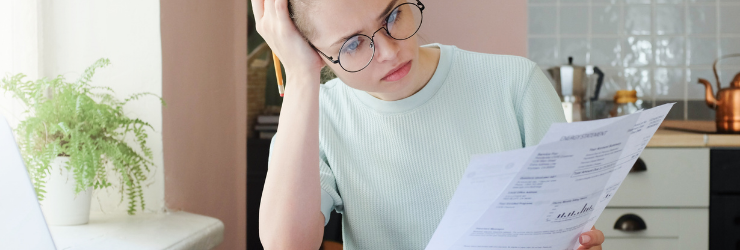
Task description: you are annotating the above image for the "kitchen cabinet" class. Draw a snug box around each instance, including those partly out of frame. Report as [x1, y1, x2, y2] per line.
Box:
[595, 148, 709, 250]
[597, 208, 708, 249]
[709, 149, 740, 250]
[607, 148, 709, 207]
[596, 121, 740, 250]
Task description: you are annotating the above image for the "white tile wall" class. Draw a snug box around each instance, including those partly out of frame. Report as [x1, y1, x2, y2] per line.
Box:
[528, 0, 740, 119]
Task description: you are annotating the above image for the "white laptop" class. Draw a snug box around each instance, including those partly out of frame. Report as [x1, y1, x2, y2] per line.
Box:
[0, 114, 56, 249]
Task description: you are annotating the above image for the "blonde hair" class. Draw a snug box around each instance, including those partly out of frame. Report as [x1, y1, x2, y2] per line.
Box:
[288, 0, 317, 41]
[288, 0, 337, 83]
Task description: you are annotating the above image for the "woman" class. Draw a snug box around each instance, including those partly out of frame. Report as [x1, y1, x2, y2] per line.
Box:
[253, 0, 605, 249]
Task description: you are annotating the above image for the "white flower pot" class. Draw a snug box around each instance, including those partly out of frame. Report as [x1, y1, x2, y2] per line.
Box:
[39, 156, 93, 226]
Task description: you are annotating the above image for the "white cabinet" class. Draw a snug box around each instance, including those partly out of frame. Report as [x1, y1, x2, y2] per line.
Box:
[598, 148, 709, 250]
[596, 208, 708, 250]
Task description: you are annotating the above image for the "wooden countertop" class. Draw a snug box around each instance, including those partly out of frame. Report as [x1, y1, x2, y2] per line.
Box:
[647, 120, 740, 147]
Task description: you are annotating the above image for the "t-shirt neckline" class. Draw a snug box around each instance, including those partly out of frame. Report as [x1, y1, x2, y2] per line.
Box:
[350, 43, 454, 114]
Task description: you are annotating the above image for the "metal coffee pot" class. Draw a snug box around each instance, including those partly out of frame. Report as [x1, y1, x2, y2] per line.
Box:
[697, 53, 740, 133]
[547, 57, 605, 122]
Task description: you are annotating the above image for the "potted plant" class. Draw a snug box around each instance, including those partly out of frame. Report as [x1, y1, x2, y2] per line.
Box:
[0, 58, 163, 225]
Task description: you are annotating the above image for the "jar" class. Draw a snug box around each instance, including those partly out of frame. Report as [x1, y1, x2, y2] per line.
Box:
[609, 90, 640, 117]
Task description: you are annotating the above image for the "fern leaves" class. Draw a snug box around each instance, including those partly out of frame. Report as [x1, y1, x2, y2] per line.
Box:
[0, 58, 160, 215]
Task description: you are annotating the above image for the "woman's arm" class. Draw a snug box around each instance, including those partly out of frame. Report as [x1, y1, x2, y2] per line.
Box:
[259, 70, 325, 249]
[252, 0, 327, 248]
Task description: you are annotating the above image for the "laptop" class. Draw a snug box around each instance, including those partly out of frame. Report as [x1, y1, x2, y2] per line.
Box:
[0, 114, 56, 249]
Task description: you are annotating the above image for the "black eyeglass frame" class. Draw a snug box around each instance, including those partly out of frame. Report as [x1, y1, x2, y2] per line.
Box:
[312, 0, 425, 73]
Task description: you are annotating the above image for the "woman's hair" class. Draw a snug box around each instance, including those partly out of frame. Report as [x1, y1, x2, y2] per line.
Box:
[287, 0, 316, 41]
[288, 0, 337, 83]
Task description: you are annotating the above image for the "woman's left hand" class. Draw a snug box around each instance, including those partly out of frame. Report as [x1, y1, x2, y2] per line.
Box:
[577, 226, 604, 250]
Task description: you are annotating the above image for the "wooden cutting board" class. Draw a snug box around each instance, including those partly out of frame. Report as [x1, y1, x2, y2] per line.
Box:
[659, 120, 716, 134]
[649, 120, 740, 147]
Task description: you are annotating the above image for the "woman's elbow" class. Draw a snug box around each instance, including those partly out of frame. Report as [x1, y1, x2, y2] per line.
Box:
[258, 213, 325, 249]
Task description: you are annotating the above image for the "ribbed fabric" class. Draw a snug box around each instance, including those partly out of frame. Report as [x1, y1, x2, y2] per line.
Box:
[269, 43, 566, 249]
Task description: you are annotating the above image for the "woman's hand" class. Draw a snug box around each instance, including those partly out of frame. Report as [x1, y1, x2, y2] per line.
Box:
[251, 0, 325, 75]
[577, 226, 605, 250]
[254, 2, 325, 249]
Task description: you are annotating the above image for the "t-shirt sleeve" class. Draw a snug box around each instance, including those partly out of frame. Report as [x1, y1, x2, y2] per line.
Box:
[515, 63, 567, 147]
[318, 152, 343, 225]
[268, 134, 343, 226]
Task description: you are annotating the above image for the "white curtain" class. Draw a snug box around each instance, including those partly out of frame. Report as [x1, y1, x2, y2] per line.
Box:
[0, 0, 40, 128]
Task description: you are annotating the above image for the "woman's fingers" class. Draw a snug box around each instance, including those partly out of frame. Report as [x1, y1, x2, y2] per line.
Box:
[264, 0, 276, 20]
[576, 245, 602, 250]
[250, 0, 323, 74]
[578, 226, 605, 249]
[274, 0, 292, 25]
[251, 0, 265, 20]
[273, 0, 298, 41]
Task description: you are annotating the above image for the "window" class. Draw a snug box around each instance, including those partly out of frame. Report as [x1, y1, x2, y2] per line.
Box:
[0, 0, 41, 127]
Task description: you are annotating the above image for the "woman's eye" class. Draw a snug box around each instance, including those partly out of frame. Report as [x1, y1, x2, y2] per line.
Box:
[348, 41, 358, 50]
[343, 37, 360, 54]
[388, 8, 399, 24]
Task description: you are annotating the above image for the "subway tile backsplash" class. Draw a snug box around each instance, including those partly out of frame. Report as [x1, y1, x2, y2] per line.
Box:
[528, 0, 740, 120]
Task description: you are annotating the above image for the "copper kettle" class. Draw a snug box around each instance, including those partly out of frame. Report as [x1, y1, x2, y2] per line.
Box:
[697, 53, 740, 133]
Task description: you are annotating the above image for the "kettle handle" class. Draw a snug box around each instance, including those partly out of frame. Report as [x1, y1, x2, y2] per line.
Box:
[712, 53, 740, 91]
[590, 67, 605, 101]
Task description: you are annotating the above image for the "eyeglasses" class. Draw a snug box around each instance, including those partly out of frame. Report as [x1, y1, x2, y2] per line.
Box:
[313, 0, 425, 73]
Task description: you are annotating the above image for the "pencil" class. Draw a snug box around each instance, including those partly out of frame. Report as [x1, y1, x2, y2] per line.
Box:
[272, 52, 285, 97]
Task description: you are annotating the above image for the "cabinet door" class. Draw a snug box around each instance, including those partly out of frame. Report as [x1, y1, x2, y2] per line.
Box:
[710, 149, 740, 193]
[710, 194, 740, 250]
[596, 208, 708, 250]
[601, 238, 679, 250]
[608, 148, 709, 207]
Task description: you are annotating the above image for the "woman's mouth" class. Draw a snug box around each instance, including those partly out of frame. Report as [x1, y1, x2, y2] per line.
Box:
[381, 60, 412, 82]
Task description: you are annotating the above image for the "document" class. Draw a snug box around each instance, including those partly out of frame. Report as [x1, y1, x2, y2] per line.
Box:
[426, 103, 674, 250]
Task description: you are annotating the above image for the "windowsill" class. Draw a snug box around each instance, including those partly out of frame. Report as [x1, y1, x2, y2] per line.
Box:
[49, 211, 224, 250]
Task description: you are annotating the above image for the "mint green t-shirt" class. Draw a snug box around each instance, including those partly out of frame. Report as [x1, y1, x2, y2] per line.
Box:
[269, 43, 566, 249]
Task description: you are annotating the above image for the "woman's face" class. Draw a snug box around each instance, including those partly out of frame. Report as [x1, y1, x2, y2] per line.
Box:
[308, 0, 423, 100]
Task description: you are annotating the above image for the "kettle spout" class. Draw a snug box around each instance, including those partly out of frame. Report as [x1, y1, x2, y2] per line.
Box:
[697, 78, 718, 109]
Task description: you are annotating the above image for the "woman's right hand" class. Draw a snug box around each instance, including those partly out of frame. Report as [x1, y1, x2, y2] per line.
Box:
[255, 3, 325, 248]
[251, 0, 325, 75]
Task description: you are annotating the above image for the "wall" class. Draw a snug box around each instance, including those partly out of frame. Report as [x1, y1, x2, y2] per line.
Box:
[41, 0, 165, 214]
[2, 1, 248, 248]
[418, 0, 528, 56]
[528, 0, 740, 120]
[160, 0, 247, 249]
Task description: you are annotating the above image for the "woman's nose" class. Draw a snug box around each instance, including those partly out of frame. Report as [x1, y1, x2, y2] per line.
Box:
[371, 28, 400, 64]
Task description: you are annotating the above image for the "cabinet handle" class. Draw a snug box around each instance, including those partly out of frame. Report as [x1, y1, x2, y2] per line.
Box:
[629, 158, 647, 173]
[613, 213, 647, 232]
